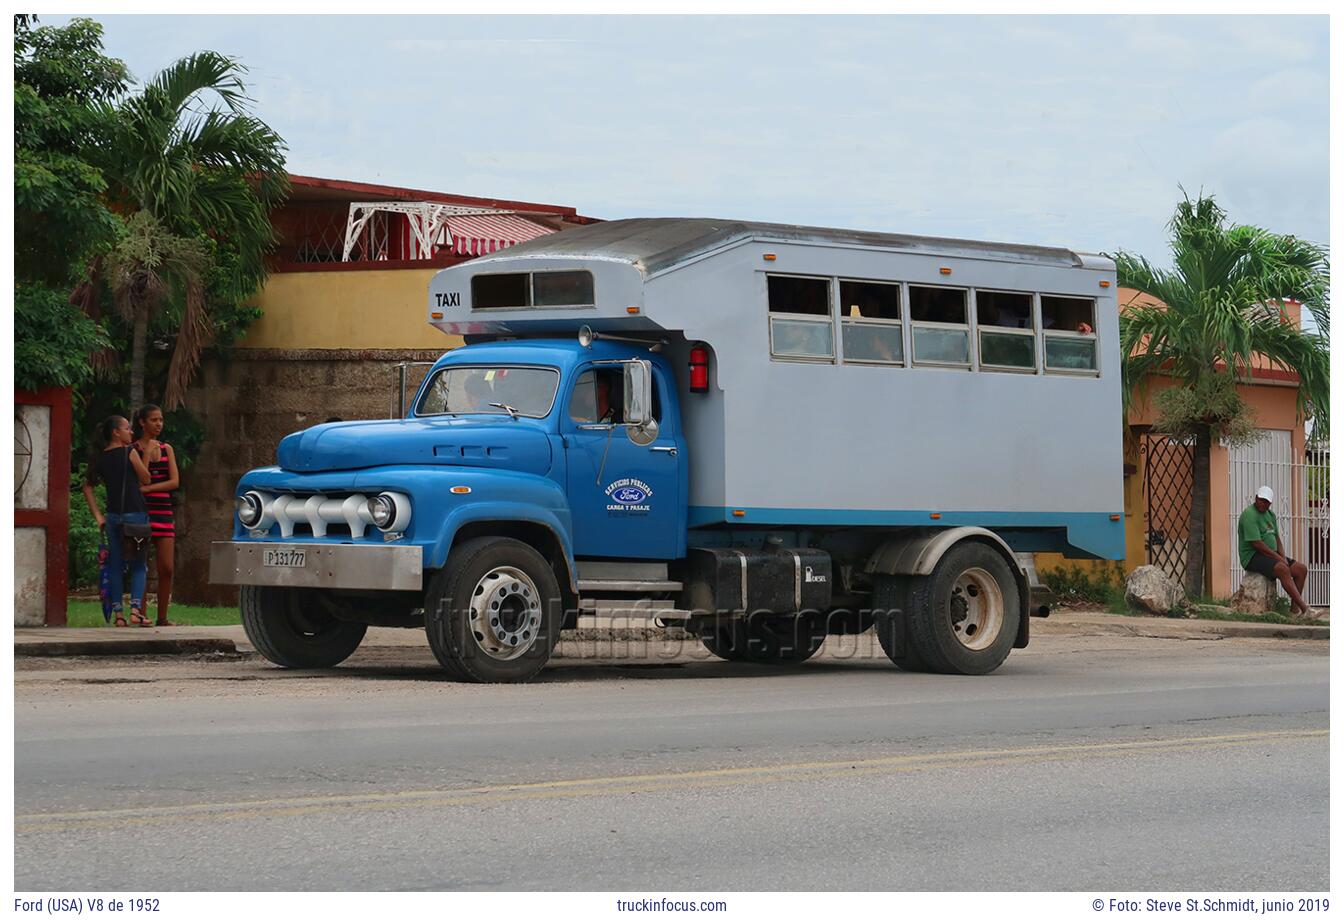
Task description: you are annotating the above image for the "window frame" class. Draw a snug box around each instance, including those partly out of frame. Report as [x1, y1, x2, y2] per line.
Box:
[838, 277, 905, 367]
[413, 364, 562, 419]
[765, 272, 836, 364]
[974, 287, 1038, 375]
[1040, 294, 1100, 377]
[470, 269, 597, 311]
[908, 282, 971, 369]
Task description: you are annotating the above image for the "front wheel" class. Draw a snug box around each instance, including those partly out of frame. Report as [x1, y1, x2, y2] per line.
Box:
[240, 586, 368, 668]
[423, 537, 562, 683]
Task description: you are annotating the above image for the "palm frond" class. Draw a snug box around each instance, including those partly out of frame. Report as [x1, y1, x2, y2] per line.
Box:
[145, 51, 249, 116]
[163, 276, 213, 409]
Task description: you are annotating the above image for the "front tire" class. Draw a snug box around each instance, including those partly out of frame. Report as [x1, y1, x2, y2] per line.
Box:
[424, 537, 562, 683]
[240, 585, 368, 668]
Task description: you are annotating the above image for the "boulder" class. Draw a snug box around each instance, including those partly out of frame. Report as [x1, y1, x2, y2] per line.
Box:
[1230, 572, 1277, 614]
[1125, 565, 1186, 615]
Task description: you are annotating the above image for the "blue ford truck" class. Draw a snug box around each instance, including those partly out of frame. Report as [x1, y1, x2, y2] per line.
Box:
[211, 218, 1124, 681]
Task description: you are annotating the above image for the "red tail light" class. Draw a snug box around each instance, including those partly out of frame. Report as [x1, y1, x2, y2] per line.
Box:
[688, 344, 710, 393]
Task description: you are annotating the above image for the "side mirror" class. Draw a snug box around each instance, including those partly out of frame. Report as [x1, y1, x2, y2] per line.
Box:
[623, 360, 658, 445]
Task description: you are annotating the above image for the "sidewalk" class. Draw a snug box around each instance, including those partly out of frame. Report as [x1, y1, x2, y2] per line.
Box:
[11, 608, 1328, 659]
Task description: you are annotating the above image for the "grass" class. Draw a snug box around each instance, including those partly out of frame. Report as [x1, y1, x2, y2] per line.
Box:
[1104, 592, 1326, 626]
[63, 600, 242, 628]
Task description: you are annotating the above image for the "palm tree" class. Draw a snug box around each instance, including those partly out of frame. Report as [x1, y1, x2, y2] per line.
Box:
[1115, 192, 1329, 597]
[93, 51, 288, 408]
[103, 212, 210, 409]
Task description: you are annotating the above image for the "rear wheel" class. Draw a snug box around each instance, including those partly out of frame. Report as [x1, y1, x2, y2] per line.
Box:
[873, 576, 933, 672]
[902, 543, 1020, 675]
[424, 537, 562, 683]
[240, 586, 368, 669]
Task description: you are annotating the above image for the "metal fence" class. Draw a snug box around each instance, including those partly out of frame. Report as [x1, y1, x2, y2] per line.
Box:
[1227, 433, 1329, 608]
[1144, 433, 1194, 585]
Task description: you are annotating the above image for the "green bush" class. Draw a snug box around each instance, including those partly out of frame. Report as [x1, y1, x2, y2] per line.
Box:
[1041, 563, 1128, 606]
[68, 467, 103, 589]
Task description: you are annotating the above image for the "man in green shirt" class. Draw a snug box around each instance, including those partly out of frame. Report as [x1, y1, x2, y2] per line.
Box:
[1239, 486, 1313, 616]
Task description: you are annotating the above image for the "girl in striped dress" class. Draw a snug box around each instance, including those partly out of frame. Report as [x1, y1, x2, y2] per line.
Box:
[133, 405, 180, 626]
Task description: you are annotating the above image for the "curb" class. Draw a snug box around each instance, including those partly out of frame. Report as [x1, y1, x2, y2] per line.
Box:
[15, 638, 239, 658]
[1036, 612, 1328, 641]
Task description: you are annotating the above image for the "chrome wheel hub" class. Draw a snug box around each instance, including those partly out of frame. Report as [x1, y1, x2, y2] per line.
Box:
[468, 566, 543, 661]
[949, 567, 1005, 651]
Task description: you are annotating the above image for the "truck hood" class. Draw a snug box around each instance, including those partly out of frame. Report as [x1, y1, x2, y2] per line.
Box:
[276, 417, 553, 475]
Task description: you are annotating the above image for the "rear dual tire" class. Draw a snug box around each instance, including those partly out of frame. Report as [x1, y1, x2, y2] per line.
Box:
[874, 543, 1019, 675]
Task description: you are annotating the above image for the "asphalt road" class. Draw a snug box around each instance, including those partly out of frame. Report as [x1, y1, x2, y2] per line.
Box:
[13, 632, 1329, 891]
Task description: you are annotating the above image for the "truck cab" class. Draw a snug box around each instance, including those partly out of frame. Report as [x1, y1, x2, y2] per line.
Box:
[213, 217, 1124, 681]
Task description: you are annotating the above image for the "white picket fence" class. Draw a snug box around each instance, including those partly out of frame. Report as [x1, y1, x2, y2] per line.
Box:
[1227, 432, 1329, 608]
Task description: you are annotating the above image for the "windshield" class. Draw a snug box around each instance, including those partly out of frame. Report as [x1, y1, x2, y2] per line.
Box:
[415, 366, 560, 419]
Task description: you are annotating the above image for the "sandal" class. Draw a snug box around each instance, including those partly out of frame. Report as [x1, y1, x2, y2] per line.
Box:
[113, 615, 129, 628]
[129, 610, 152, 628]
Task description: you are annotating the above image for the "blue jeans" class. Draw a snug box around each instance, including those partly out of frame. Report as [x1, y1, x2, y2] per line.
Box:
[106, 512, 149, 614]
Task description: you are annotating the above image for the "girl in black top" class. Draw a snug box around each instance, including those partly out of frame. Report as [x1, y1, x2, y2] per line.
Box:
[82, 416, 152, 626]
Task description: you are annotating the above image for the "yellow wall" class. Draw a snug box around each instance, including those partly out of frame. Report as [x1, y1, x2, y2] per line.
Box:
[242, 269, 462, 351]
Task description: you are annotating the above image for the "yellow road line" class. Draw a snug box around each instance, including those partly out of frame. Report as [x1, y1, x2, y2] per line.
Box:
[16, 728, 1326, 833]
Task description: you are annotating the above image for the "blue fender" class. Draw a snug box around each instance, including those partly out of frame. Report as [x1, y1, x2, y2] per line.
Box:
[425, 471, 576, 587]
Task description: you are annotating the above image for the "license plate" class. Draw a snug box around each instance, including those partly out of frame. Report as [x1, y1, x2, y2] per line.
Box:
[263, 548, 307, 568]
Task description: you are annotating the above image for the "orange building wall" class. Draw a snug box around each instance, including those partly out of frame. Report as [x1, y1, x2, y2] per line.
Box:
[1037, 289, 1308, 598]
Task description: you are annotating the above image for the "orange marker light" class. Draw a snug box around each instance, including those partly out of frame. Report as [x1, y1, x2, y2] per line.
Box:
[763, 253, 777, 262]
[732, 509, 746, 518]
[431, 312, 444, 319]
[1100, 280, 1112, 288]
[451, 486, 472, 494]
[627, 306, 641, 314]
[930, 512, 942, 520]
[1110, 514, 1121, 521]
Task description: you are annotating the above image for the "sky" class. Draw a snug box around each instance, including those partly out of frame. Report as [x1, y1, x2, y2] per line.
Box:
[45, 13, 1330, 266]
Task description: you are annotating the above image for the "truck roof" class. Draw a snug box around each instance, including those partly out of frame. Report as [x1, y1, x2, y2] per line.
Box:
[467, 217, 1104, 276]
[430, 337, 638, 370]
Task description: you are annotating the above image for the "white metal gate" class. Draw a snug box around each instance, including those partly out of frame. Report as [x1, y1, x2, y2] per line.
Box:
[1227, 432, 1329, 607]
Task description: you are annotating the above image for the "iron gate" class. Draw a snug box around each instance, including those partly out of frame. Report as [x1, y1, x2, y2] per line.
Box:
[1227, 434, 1329, 608]
[1143, 433, 1194, 584]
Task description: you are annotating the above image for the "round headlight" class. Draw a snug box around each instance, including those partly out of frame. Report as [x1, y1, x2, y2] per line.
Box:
[237, 491, 264, 528]
[367, 493, 396, 530]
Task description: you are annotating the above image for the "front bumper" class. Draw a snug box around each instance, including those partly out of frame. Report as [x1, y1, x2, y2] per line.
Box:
[209, 541, 423, 591]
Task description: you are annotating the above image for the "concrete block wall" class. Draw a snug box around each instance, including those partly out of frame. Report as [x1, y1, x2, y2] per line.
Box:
[174, 348, 442, 606]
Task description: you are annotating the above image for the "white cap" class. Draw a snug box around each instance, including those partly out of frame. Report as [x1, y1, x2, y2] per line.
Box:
[1256, 486, 1275, 503]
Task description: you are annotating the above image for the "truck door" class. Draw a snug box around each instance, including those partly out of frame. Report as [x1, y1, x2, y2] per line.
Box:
[563, 363, 684, 559]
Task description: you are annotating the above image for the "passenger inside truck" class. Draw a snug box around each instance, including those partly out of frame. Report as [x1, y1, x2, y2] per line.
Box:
[569, 369, 622, 424]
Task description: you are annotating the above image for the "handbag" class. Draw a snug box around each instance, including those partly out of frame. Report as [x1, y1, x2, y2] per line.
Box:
[118, 447, 153, 558]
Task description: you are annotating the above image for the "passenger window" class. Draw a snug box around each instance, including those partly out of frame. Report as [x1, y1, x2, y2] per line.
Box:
[472, 273, 530, 309]
[1041, 295, 1098, 373]
[840, 280, 903, 365]
[568, 368, 663, 425]
[533, 270, 594, 307]
[568, 369, 623, 424]
[909, 285, 969, 367]
[767, 274, 834, 361]
[976, 290, 1036, 371]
